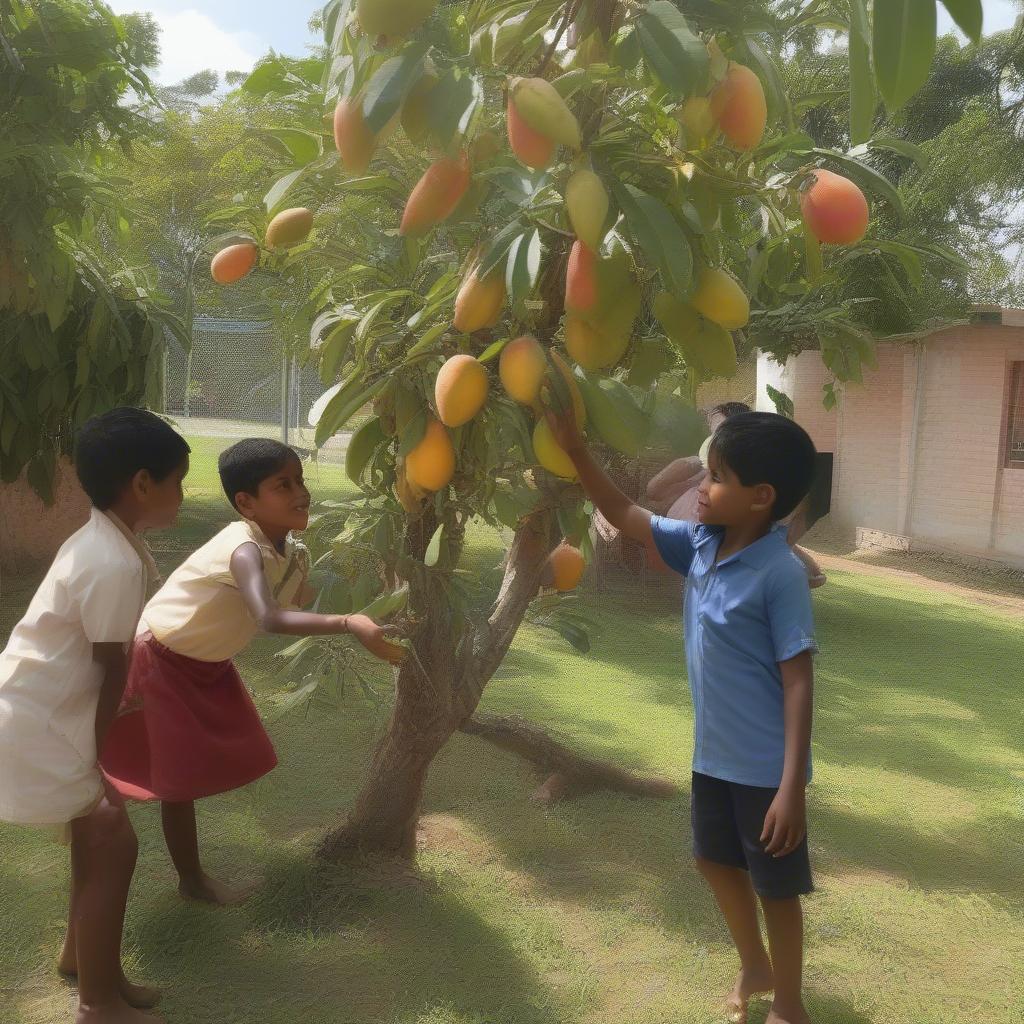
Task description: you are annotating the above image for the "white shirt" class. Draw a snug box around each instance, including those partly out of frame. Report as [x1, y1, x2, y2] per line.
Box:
[140, 520, 309, 663]
[0, 510, 155, 826]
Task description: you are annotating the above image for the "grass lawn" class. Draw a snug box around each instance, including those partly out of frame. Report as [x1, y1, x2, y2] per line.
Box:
[1, 434, 1022, 1024]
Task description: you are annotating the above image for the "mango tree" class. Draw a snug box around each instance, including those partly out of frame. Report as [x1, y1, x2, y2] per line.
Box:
[213, 0, 975, 858]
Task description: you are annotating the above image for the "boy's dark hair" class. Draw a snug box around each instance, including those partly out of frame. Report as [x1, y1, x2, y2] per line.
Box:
[708, 401, 752, 421]
[218, 438, 300, 510]
[75, 408, 190, 510]
[709, 412, 817, 521]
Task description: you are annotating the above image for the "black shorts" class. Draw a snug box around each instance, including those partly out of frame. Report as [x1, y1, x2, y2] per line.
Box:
[691, 772, 814, 900]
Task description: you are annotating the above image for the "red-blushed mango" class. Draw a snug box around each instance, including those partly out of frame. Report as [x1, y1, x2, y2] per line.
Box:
[356, 0, 436, 38]
[211, 243, 258, 285]
[400, 152, 471, 237]
[510, 77, 581, 150]
[507, 96, 556, 170]
[265, 208, 314, 250]
[709, 62, 767, 150]
[565, 240, 598, 314]
[564, 317, 629, 371]
[453, 265, 506, 333]
[435, 354, 489, 427]
[499, 335, 547, 405]
[548, 542, 585, 591]
[405, 418, 456, 492]
[533, 419, 578, 480]
[334, 96, 377, 175]
[565, 168, 608, 251]
[800, 169, 870, 245]
[690, 267, 750, 330]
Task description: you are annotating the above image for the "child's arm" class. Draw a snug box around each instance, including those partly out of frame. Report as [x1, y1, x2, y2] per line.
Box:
[547, 411, 655, 549]
[230, 543, 404, 665]
[93, 642, 130, 755]
[761, 651, 813, 857]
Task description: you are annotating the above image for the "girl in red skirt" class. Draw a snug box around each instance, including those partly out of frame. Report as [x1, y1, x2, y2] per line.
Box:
[102, 438, 404, 903]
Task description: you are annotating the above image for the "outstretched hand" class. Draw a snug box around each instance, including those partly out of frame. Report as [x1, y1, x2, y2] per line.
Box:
[345, 614, 407, 665]
[542, 402, 583, 455]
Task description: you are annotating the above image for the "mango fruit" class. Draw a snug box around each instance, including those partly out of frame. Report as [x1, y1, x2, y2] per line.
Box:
[356, 0, 436, 38]
[507, 95, 556, 170]
[211, 243, 258, 285]
[453, 264, 506, 333]
[395, 460, 427, 513]
[334, 96, 378, 175]
[655, 291, 737, 378]
[564, 317, 629, 371]
[690, 267, 750, 330]
[565, 240, 598, 314]
[709, 62, 767, 150]
[400, 151, 471, 237]
[499, 335, 547, 405]
[800, 169, 869, 245]
[435, 354, 489, 427]
[510, 76, 582, 150]
[677, 96, 716, 147]
[401, 67, 439, 143]
[565, 168, 608, 251]
[548, 542, 585, 591]
[405, 418, 456, 492]
[265, 208, 314, 250]
[533, 419, 578, 480]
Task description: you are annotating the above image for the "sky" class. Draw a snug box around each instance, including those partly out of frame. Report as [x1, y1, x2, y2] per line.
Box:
[109, 0, 1023, 87]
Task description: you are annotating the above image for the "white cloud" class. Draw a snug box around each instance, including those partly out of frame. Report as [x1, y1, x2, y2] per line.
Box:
[108, 3, 263, 86]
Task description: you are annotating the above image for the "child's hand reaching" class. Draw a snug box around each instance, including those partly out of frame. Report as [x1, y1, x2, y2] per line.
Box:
[544, 405, 583, 456]
[344, 614, 406, 665]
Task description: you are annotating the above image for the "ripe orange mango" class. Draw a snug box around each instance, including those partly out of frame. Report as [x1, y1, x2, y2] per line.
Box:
[564, 317, 630, 372]
[800, 169, 869, 245]
[690, 267, 750, 330]
[507, 96, 556, 170]
[709, 62, 767, 150]
[405, 418, 456, 492]
[400, 152, 471, 237]
[211, 243, 258, 285]
[499, 335, 547, 405]
[453, 265, 506, 333]
[533, 419, 578, 480]
[334, 96, 378, 175]
[548, 542, 585, 591]
[435, 354, 489, 427]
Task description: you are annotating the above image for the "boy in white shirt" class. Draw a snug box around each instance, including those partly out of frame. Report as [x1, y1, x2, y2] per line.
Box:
[0, 408, 190, 1024]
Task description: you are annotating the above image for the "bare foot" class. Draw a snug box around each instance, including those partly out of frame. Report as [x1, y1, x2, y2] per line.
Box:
[765, 1001, 812, 1024]
[725, 962, 775, 1023]
[178, 870, 250, 905]
[75, 996, 164, 1023]
[59, 961, 161, 1010]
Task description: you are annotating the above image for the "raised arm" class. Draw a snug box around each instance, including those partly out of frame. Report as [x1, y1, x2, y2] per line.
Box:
[230, 543, 405, 664]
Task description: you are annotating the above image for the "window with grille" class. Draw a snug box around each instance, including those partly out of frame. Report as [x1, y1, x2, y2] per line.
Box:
[1006, 362, 1024, 468]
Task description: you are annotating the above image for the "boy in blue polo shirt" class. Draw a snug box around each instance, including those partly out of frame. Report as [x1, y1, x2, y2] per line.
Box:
[547, 408, 818, 1024]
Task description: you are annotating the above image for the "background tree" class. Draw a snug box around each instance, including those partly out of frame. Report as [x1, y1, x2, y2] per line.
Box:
[189, 0, 977, 858]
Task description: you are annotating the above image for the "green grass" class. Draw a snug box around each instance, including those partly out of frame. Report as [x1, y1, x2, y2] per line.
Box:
[1, 436, 1022, 1024]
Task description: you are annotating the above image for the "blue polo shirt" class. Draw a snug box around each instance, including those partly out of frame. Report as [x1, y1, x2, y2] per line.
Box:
[650, 518, 818, 788]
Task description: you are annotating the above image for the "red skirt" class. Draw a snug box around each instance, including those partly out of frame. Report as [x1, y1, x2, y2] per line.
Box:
[101, 634, 278, 803]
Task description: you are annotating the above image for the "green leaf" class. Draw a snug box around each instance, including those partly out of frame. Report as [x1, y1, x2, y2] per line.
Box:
[362, 43, 430, 134]
[766, 384, 795, 419]
[810, 149, 904, 221]
[478, 222, 525, 278]
[551, 68, 589, 99]
[424, 523, 444, 568]
[803, 218, 822, 284]
[405, 322, 448, 361]
[356, 584, 410, 620]
[265, 128, 323, 166]
[346, 416, 386, 484]
[264, 168, 305, 214]
[741, 36, 789, 129]
[318, 319, 358, 385]
[427, 68, 483, 146]
[867, 239, 924, 288]
[576, 374, 649, 457]
[399, 407, 428, 456]
[873, 0, 937, 111]
[314, 376, 388, 447]
[858, 135, 927, 168]
[635, 1, 709, 97]
[940, 0, 983, 42]
[848, 17, 875, 144]
[505, 228, 541, 318]
[478, 337, 509, 363]
[613, 183, 693, 297]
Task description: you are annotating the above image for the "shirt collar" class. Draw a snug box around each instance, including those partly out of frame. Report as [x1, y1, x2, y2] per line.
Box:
[718, 522, 790, 569]
[244, 519, 294, 561]
[94, 508, 161, 583]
